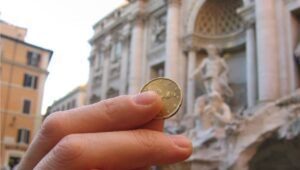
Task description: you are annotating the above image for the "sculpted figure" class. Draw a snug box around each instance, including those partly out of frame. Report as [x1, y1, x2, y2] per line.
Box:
[192, 44, 233, 99]
[190, 45, 234, 131]
[203, 92, 232, 129]
[151, 18, 166, 45]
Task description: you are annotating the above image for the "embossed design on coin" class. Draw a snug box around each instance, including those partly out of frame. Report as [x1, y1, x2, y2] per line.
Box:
[140, 77, 183, 119]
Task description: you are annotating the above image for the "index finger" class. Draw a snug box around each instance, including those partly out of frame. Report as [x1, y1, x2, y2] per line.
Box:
[18, 91, 163, 170]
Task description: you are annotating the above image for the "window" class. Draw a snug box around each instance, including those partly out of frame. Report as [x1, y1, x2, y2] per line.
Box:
[61, 105, 65, 111]
[27, 51, 41, 67]
[67, 102, 71, 110]
[89, 55, 95, 67]
[150, 62, 165, 79]
[23, 74, 38, 89]
[71, 100, 76, 108]
[22, 100, 31, 114]
[8, 156, 21, 169]
[114, 41, 122, 60]
[17, 129, 30, 144]
[95, 52, 103, 71]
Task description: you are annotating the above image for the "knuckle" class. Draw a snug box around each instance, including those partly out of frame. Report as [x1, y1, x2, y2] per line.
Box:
[52, 134, 84, 163]
[131, 130, 159, 154]
[40, 112, 65, 138]
[101, 98, 116, 114]
[99, 99, 117, 121]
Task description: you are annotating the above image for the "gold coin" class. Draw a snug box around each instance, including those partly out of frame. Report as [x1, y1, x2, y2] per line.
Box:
[140, 77, 183, 119]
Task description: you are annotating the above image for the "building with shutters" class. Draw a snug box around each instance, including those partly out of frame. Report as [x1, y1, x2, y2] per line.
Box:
[87, 0, 300, 169]
[0, 20, 53, 169]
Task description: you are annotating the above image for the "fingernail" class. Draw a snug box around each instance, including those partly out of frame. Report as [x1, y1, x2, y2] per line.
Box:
[169, 135, 192, 148]
[133, 91, 158, 105]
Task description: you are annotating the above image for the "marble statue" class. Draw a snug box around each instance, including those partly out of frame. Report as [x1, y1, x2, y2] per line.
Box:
[203, 92, 232, 128]
[192, 44, 233, 99]
[190, 45, 233, 131]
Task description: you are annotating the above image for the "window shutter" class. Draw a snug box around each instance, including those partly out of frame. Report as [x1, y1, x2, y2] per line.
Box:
[23, 100, 31, 114]
[23, 74, 28, 86]
[25, 130, 30, 144]
[34, 76, 38, 89]
[27, 51, 33, 65]
[36, 54, 41, 67]
[17, 129, 22, 143]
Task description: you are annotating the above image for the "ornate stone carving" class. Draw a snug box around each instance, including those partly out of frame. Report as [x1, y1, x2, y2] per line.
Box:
[181, 45, 234, 150]
[195, 0, 244, 37]
[109, 62, 121, 80]
[151, 14, 166, 47]
[192, 45, 233, 99]
[203, 92, 232, 129]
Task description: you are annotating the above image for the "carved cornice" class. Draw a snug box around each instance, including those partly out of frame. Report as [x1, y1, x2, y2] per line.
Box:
[182, 31, 246, 52]
[127, 0, 147, 23]
[182, 34, 200, 52]
[120, 24, 132, 40]
[127, 10, 147, 28]
[1, 57, 49, 75]
[237, 3, 255, 29]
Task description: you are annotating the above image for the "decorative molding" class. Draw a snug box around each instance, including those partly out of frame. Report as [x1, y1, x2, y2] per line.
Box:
[181, 34, 200, 52]
[237, 3, 255, 29]
[182, 32, 245, 52]
[1, 57, 49, 75]
[0, 81, 39, 92]
[195, 0, 244, 37]
[150, 13, 167, 47]
[0, 109, 38, 118]
[109, 61, 121, 80]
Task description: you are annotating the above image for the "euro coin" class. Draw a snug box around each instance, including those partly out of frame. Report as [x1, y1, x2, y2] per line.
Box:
[140, 77, 183, 119]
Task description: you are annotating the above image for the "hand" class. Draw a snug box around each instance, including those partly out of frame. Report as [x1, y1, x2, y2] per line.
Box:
[17, 91, 192, 170]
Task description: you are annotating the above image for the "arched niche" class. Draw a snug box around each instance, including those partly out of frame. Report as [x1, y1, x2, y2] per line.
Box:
[249, 135, 300, 170]
[184, 0, 245, 49]
[187, 0, 247, 114]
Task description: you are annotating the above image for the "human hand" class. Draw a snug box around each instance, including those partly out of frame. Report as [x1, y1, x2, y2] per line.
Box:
[17, 91, 192, 170]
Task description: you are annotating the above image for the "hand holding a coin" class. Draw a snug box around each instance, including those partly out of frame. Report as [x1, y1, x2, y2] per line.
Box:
[17, 91, 192, 170]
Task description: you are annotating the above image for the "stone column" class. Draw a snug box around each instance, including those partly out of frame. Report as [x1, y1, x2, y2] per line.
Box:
[246, 23, 257, 107]
[255, 0, 280, 101]
[101, 46, 110, 99]
[165, 0, 181, 81]
[187, 50, 196, 114]
[120, 37, 129, 95]
[129, 14, 145, 94]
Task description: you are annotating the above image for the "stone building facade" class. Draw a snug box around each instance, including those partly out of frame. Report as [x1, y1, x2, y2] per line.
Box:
[45, 85, 87, 117]
[87, 0, 300, 169]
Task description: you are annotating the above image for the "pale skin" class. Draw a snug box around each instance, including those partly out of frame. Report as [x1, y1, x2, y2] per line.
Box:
[16, 91, 192, 170]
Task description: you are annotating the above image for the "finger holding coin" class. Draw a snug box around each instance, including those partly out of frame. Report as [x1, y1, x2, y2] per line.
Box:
[140, 77, 183, 119]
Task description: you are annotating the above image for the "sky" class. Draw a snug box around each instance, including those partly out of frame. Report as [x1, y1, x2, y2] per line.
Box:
[1, 0, 126, 114]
